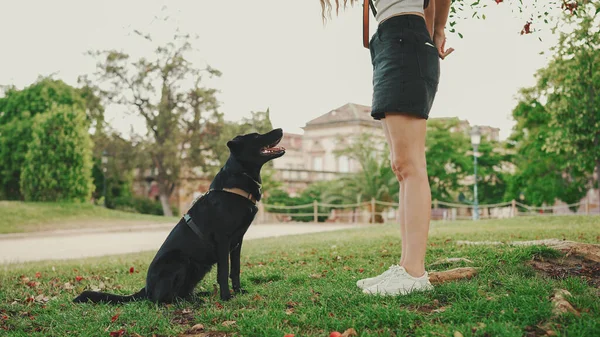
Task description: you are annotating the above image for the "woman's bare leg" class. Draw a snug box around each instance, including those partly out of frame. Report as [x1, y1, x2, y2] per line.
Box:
[382, 114, 430, 277]
[381, 121, 406, 266]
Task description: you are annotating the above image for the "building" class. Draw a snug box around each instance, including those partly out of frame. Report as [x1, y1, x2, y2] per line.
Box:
[271, 103, 385, 196]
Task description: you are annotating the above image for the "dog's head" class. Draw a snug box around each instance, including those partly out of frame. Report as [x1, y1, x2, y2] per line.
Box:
[226, 128, 286, 166]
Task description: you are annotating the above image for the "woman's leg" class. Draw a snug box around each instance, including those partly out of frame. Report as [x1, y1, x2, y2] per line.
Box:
[381, 121, 406, 266]
[382, 113, 430, 278]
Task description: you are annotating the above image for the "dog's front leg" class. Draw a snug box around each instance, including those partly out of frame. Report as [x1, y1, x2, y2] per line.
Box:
[230, 240, 247, 294]
[216, 236, 232, 301]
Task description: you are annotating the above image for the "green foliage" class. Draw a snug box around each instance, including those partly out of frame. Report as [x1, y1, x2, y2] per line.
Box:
[0, 77, 95, 200]
[111, 196, 179, 216]
[425, 119, 471, 202]
[0, 119, 32, 199]
[507, 89, 588, 206]
[0, 77, 86, 124]
[508, 4, 599, 206]
[265, 182, 334, 222]
[19, 106, 94, 202]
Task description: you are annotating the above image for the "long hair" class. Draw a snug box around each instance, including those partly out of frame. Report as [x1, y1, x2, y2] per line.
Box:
[319, 0, 358, 22]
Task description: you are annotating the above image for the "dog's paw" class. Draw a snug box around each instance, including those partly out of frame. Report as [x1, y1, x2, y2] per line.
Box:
[220, 292, 232, 301]
[233, 288, 248, 295]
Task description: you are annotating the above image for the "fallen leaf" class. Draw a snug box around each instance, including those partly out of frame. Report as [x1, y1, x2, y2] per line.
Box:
[283, 334, 295, 337]
[214, 302, 223, 310]
[26, 281, 40, 288]
[34, 294, 49, 303]
[309, 274, 322, 279]
[221, 320, 236, 327]
[75, 276, 84, 282]
[341, 328, 358, 337]
[453, 332, 464, 337]
[190, 323, 205, 332]
[285, 308, 295, 315]
[109, 329, 126, 337]
[20, 276, 30, 284]
[551, 289, 580, 317]
[358, 268, 364, 273]
[129, 267, 135, 274]
[330, 332, 342, 337]
[63, 282, 74, 290]
[35, 272, 41, 278]
[111, 313, 120, 323]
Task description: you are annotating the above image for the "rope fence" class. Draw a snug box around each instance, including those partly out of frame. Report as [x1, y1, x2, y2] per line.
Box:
[256, 198, 600, 224]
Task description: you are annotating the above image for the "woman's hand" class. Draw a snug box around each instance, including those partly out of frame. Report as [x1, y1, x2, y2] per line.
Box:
[433, 29, 454, 60]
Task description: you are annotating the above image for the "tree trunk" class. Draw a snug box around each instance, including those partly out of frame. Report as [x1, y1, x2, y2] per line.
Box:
[157, 177, 173, 217]
[159, 193, 173, 217]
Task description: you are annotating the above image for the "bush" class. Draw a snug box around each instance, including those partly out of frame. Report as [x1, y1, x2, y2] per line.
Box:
[20, 105, 94, 202]
[111, 196, 179, 216]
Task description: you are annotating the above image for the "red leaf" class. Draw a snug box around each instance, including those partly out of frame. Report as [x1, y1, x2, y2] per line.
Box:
[358, 268, 364, 273]
[215, 302, 224, 310]
[284, 334, 295, 337]
[494, 0, 502, 3]
[75, 276, 84, 282]
[109, 329, 126, 337]
[111, 313, 120, 323]
[35, 272, 41, 278]
[330, 332, 342, 337]
[520, 21, 532, 35]
[129, 267, 134, 274]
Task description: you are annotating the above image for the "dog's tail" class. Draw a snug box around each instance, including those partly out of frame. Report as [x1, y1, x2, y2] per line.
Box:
[73, 287, 147, 304]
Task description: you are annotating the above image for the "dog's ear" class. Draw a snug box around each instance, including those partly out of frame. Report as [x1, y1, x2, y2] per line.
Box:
[227, 140, 240, 152]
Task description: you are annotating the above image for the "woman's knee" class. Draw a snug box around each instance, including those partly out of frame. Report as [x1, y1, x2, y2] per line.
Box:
[390, 156, 426, 181]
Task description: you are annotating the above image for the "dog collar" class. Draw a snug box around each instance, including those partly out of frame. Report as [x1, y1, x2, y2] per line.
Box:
[221, 187, 257, 204]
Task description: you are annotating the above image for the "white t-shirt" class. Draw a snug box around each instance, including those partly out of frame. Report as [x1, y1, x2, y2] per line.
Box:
[374, 0, 425, 23]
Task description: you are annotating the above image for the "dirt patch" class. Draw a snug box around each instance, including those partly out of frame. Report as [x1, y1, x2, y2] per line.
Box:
[527, 254, 600, 287]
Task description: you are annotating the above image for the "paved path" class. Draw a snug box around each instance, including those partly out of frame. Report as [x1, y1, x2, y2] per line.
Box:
[0, 223, 363, 265]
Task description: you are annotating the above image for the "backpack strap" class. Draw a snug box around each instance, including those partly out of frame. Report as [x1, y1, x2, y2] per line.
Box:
[363, 0, 376, 49]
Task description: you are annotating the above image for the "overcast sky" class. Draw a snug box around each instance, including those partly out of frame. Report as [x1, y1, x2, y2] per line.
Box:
[0, 0, 562, 140]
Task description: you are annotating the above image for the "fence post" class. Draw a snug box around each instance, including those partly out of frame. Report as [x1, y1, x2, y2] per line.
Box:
[586, 197, 590, 215]
[259, 202, 265, 223]
[511, 199, 516, 218]
[371, 198, 376, 224]
[313, 200, 318, 223]
[434, 199, 438, 209]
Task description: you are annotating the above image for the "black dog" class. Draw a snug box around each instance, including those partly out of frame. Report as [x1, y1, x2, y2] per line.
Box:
[73, 129, 285, 304]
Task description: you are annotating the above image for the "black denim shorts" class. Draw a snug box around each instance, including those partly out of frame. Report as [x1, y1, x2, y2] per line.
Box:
[369, 14, 440, 120]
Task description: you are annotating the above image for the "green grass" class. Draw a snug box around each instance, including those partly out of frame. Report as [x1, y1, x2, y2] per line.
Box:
[1, 216, 599, 336]
[0, 201, 178, 234]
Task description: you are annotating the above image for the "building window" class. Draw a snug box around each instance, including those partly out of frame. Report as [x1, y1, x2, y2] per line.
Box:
[313, 157, 323, 171]
[338, 156, 350, 173]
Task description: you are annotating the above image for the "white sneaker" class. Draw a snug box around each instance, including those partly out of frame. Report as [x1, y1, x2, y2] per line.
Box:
[362, 266, 433, 296]
[356, 265, 402, 290]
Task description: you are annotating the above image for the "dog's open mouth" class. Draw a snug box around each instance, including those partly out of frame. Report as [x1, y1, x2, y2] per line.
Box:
[260, 137, 285, 155]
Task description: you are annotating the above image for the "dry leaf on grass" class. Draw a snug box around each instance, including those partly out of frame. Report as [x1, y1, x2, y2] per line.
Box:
[551, 289, 580, 317]
[221, 320, 236, 327]
[453, 331, 464, 337]
[341, 328, 358, 337]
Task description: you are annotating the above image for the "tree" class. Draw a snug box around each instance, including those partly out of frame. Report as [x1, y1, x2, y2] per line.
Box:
[86, 32, 222, 216]
[507, 88, 588, 207]
[327, 133, 397, 223]
[539, 1, 600, 204]
[425, 118, 471, 202]
[20, 105, 94, 202]
[0, 77, 91, 200]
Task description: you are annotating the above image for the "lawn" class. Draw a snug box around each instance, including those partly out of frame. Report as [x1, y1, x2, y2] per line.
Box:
[0, 201, 179, 234]
[1, 216, 599, 336]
